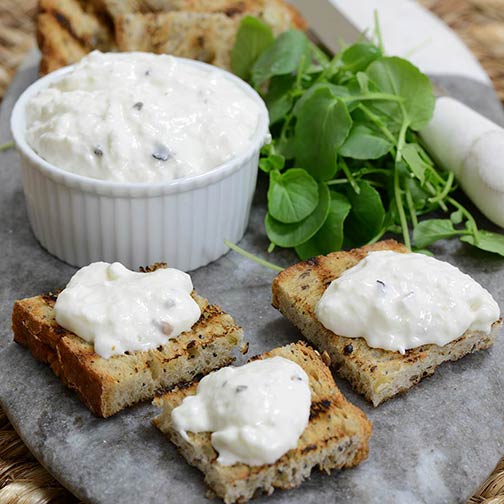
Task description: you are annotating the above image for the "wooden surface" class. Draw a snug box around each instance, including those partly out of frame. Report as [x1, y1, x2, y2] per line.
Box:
[0, 1, 503, 503]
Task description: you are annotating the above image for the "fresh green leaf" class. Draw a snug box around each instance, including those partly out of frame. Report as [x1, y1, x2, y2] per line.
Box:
[405, 177, 432, 212]
[259, 153, 285, 173]
[294, 87, 352, 181]
[252, 30, 310, 87]
[342, 43, 382, 73]
[365, 56, 435, 131]
[293, 83, 350, 116]
[231, 16, 274, 81]
[461, 230, 504, 256]
[450, 210, 464, 225]
[268, 168, 319, 223]
[412, 248, 434, 256]
[339, 124, 392, 159]
[401, 143, 430, 184]
[345, 181, 385, 245]
[266, 75, 295, 125]
[295, 192, 351, 259]
[413, 219, 461, 248]
[265, 183, 331, 247]
[356, 72, 370, 93]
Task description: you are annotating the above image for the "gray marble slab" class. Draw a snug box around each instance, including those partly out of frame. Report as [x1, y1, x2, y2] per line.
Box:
[1, 52, 504, 504]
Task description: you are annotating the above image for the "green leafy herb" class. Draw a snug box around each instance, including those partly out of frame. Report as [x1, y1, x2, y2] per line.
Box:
[229, 17, 504, 260]
[265, 183, 330, 248]
[294, 87, 352, 181]
[365, 56, 435, 131]
[295, 192, 351, 259]
[231, 16, 274, 81]
[461, 231, 504, 256]
[267, 168, 319, 223]
[345, 181, 386, 245]
[413, 219, 462, 249]
[251, 30, 310, 87]
[339, 124, 392, 160]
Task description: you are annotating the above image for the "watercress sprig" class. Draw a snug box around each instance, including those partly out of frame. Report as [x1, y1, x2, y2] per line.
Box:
[231, 17, 504, 259]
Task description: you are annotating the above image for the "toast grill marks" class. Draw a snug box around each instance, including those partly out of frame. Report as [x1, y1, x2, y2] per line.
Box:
[12, 286, 244, 418]
[38, 0, 115, 74]
[115, 12, 240, 69]
[153, 342, 372, 504]
[37, 0, 306, 74]
[271, 240, 502, 407]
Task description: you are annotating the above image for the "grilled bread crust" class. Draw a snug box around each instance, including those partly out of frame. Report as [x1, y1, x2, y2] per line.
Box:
[115, 12, 241, 69]
[271, 240, 502, 407]
[37, 0, 306, 74]
[12, 265, 244, 418]
[153, 341, 372, 504]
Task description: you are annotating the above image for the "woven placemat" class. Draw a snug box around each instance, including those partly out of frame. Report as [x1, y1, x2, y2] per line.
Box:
[1, 1, 504, 503]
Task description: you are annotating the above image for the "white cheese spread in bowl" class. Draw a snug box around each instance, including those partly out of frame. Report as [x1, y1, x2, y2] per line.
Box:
[11, 52, 270, 270]
[25, 51, 262, 183]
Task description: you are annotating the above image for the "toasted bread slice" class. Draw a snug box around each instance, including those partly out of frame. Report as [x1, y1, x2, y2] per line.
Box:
[37, 0, 305, 74]
[116, 12, 240, 68]
[272, 240, 502, 407]
[37, 0, 115, 74]
[153, 341, 372, 504]
[12, 266, 244, 418]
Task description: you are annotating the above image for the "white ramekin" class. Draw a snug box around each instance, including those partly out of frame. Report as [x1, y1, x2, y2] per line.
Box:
[11, 58, 270, 271]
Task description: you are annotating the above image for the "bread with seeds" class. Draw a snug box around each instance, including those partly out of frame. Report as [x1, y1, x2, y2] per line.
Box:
[153, 341, 372, 504]
[12, 264, 244, 418]
[37, 0, 305, 74]
[271, 240, 502, 407]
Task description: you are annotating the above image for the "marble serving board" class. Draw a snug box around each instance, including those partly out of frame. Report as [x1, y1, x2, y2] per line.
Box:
[1, 52, 504, 504]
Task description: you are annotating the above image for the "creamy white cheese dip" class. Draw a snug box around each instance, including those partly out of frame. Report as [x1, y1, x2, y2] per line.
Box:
[25, 51, 262, 183]
[171, 356, 311, 466]
[316, 250, 500, 354]
[54, 262, 201, 358]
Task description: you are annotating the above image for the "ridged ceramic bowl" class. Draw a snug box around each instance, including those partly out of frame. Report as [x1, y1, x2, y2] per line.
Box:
[10, 58, 270, 271]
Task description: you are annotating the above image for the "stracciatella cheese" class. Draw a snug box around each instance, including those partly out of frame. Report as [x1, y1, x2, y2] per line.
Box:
[171, 356, 311, 466]
[25, 51, 262, 183]
[316, 250, 500, 354]
[54, 262, 201, 358]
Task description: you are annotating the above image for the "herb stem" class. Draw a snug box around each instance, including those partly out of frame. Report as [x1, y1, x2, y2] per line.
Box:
[447, 197, 479, 238]
[309, 42, 330, 65]
[315, 52, 342, 84]
[425, 182, 448, 212]
[395, 120, 409, 163]
[224, 240, 284, 272]
[342, 93, 404, 104]
[405, 182, 418, 228]
[357, 104, 396, 144]
[394, 167, 411, 249]
[339, 157, 360, 193]
[327, 178, 350, 185]
[0, 141, 14, 152]
[374, 10, 385, 53]
[366, 228, 387, 245]
[428, 171, 454, 204]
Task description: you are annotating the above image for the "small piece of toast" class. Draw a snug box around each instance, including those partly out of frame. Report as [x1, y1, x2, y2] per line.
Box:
[37, 0, 306, 74]
[153, 341, 372, 504]
[12, 265, 244, 418]
[272, 240, 502, 407]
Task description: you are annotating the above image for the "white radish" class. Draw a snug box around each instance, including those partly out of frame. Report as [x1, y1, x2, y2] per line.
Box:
[420, 96, 504, 227]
